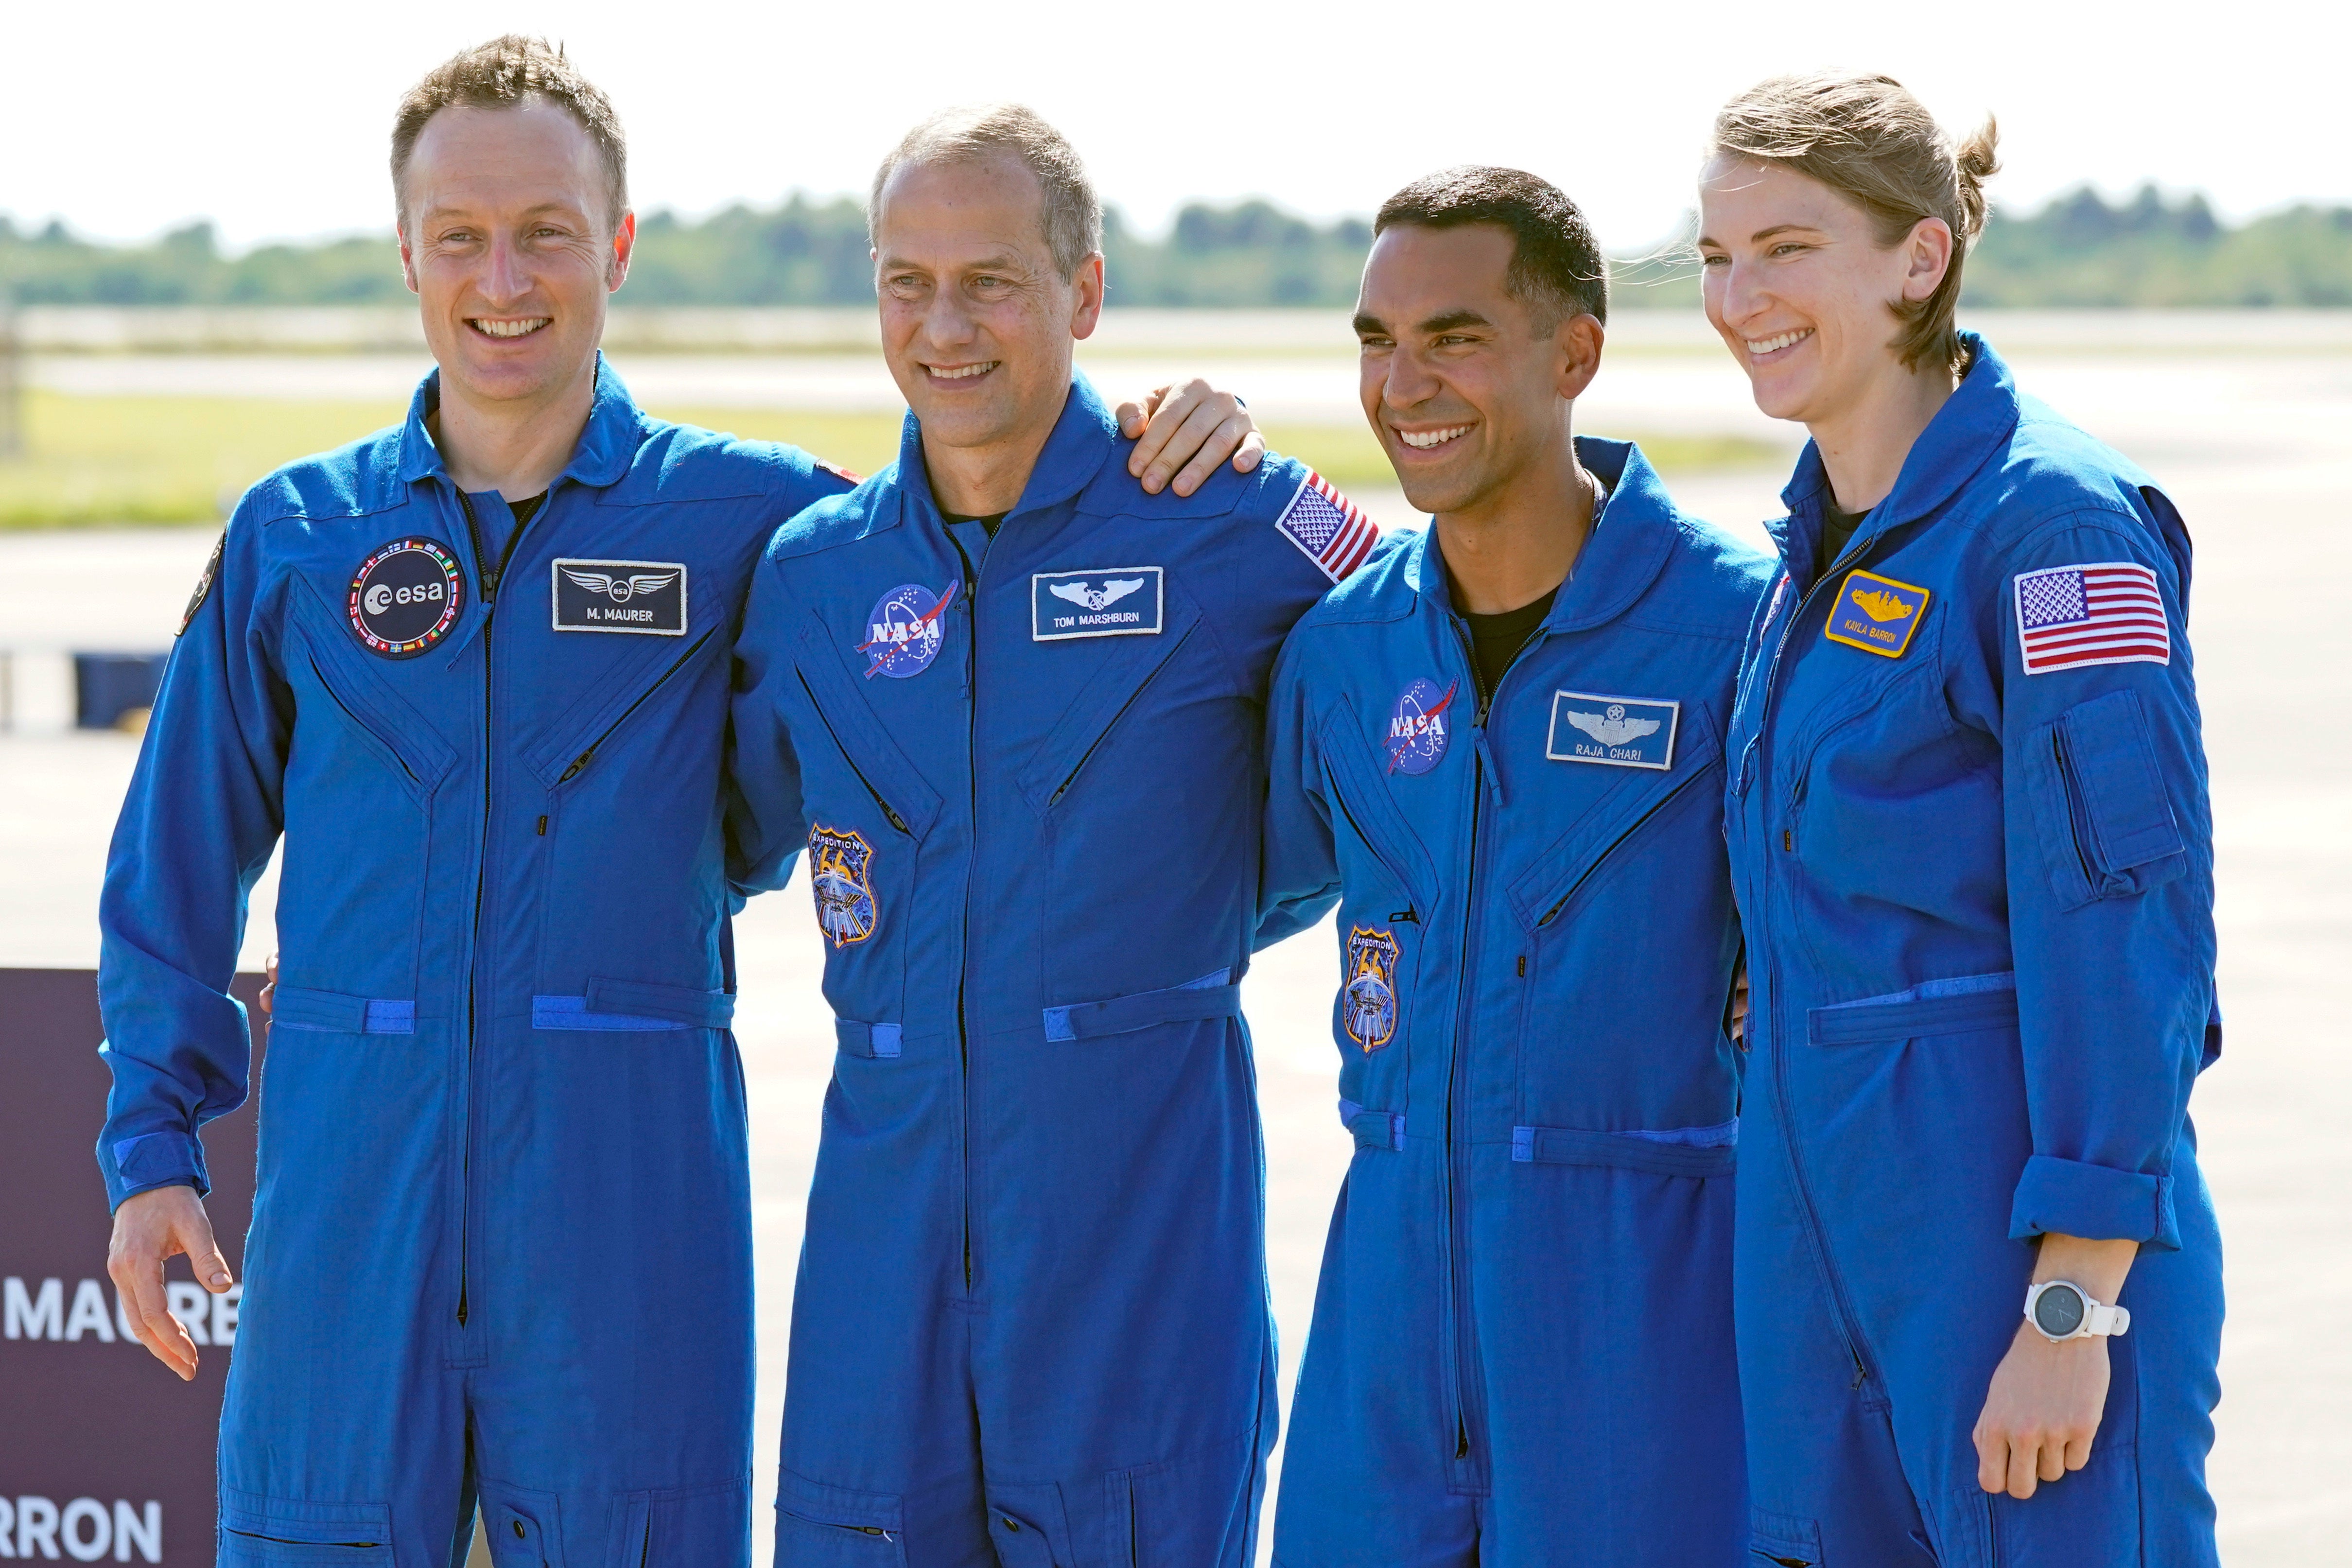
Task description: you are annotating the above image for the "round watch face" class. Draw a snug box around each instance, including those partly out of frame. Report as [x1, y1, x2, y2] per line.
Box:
[2033, 1283, 2088, 1338]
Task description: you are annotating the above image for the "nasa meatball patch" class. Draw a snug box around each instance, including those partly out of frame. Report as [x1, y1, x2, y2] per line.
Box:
[1031, 566, 1164, 640]
[552, 558, 688, 635]
[349, 537, 465, 658]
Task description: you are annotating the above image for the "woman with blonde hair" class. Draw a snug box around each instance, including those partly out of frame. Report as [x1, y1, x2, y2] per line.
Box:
[1702, 74, 2224, 1565]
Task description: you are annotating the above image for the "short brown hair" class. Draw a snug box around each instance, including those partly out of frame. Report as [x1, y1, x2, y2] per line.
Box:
[870, 105, 1102, 281]
[1711, 73, 1998, 373]
[391, 36, 628, 229]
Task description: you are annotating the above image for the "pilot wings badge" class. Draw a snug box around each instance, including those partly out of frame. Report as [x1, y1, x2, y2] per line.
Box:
[551, 557, 688, 635]
[808, 825, 879, 948]
[1342, 926, 1401, 1052]
[1032, 566, 1164, 640]
[1546, 691, 1680, 770]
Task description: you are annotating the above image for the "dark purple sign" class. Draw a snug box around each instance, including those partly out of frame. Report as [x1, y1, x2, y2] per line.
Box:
[0, 968, 263, 1565]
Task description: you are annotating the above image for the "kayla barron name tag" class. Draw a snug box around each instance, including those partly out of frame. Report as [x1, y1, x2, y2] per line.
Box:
[1546, 691, 1680, 770]
[1031, 566, 1164, 640]
[552, 558, 689, 634]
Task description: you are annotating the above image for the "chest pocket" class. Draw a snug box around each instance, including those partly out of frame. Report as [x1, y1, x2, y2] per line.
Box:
[789, 622, 946, 1028]
[1317, 700, 1441, 1132]
[279, 584, 461, 1003]
[1507, 706, 1737, 1131]
[1013, 591, 1204, 814]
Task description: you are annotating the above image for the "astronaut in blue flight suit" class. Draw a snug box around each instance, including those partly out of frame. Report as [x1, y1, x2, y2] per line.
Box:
[96, 49, 1257, 1568]
[725, 108, 1367, 1567]
[1700, 76, 2225, 1568]
[1257, 170, 1770, 1568]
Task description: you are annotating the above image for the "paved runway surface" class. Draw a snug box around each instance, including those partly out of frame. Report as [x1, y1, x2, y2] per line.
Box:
[2, 315, 2344, 1564]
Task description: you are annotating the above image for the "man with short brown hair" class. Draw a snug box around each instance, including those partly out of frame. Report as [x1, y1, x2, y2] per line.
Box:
[96, 38, 1261, 1567]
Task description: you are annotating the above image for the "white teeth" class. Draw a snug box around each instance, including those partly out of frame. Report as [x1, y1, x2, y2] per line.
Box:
[1398, 425, 1472, 450]
[471, 318, 549, 339]
[1745, 329, 1813, 356]
[928, 362, 997, 381]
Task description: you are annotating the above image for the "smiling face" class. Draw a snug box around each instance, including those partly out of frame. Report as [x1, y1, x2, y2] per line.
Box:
[1354, 222, 1599, 517]
[872, 152, 1102, 467]
[398, 99, 632, 412]
[1696, 155, 1951, 428]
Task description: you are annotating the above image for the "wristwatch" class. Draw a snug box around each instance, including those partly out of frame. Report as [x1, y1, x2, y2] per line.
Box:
[2024, 1280, 2130, 1342]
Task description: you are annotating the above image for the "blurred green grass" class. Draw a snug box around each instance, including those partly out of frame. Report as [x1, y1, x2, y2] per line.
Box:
[0, 392, 1780, 527]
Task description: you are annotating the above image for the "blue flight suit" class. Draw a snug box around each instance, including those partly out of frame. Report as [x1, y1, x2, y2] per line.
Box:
[1723, 334, 2224, 1568]
[95, 360, 852, 1568]
[1257, 440, 1771, 1567]
[727, 377, 1357, 1567]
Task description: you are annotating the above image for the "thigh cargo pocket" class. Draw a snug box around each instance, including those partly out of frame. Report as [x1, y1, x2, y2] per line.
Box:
[217, 1493, 392, 1564]
[771, 1471, 903, 1567]
[1749, 1507, 1824, 1566]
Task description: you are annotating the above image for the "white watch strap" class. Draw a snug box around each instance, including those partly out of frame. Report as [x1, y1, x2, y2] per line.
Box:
[2086, 1301, 2131, 1337]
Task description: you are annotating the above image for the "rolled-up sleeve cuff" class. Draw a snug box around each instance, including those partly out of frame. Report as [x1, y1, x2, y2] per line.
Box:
[103, 1129, 210, 1210]
[2009, 1154, 2178, 1251]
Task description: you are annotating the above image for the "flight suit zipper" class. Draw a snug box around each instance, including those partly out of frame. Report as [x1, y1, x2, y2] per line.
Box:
[951, 531, 989, 1296]
[1742, 550, 1882, 1396]
[452, 487, 545, 1334]
[1438, 612, 1513, 1481]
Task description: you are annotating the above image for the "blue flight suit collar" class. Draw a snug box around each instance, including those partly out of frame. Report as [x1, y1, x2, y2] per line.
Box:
[1771, 331, 2021, 587]
[392, 351, 646, 492]
[889, 372, 1120, 538]
[1401, 435, 1677, 633]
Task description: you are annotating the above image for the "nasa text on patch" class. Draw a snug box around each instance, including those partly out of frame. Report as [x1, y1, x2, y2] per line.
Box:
[1031, 566, 1164, 640]
[551, 558, 688, 635]
[1546, 691, 1680, 770]
[1822, 568, 1930, 659]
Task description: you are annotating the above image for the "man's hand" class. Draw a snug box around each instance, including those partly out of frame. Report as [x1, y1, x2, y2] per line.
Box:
[1116, 379, 1265, 498]
[260, 952, 277, 1014]
[1972, 1233, 2137, 1497]
[107, 1185, 233, 1381]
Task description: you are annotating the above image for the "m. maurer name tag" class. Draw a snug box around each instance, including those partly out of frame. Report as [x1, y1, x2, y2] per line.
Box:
[1546, 691, 1680, 769]
[1031, 566, 1164, 640]
[551, 558, 689, 635]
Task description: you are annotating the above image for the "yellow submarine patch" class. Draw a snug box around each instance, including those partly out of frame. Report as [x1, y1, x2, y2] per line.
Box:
[1823, 568, 1931, 659]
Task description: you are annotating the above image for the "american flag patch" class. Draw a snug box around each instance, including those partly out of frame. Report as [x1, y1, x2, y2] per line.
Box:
[2013, 560, 2169, 675]
[1275, 470, 1379, 583]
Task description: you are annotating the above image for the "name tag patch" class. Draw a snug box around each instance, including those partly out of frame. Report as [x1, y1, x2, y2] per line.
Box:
[349, 537, 465, 658]
[1824, 569, 1929, 659]
[1547, 691, 1679, 770]
[1032, 566, 1163, 640]
[552, 558, 688, 635]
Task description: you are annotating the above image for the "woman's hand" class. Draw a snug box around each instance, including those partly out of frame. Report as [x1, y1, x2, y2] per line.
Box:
[1972, 1233, 2138, 1497]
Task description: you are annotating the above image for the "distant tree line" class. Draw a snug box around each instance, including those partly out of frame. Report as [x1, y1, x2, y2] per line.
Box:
[2, 186, 2347, 309]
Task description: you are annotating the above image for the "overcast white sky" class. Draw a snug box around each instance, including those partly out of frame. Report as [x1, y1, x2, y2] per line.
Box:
[1, 0, 2338, 252]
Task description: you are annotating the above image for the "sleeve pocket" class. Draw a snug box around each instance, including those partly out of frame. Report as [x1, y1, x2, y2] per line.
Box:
[2028, 690, 2186, 909]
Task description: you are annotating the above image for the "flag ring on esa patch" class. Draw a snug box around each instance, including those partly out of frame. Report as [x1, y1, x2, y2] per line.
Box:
[348, 537, 465, 658]
[2013, 560, 2168, 674]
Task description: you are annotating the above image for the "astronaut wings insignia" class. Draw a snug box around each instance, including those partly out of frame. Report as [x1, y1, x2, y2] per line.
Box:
[1565, 707, 1661, 748]
[1032, 566, 1165, 640]
[562, 566, 679, 602]
[551, 557, 689, 635]
[1547, 691, 1680, 770]
[1047, 577, 1143, 613]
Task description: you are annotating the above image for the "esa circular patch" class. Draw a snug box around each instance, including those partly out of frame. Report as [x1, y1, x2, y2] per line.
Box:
[1384, 676, 1457, 776]
[348, 538, 464, 658]
[857, 580, 957, 679]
